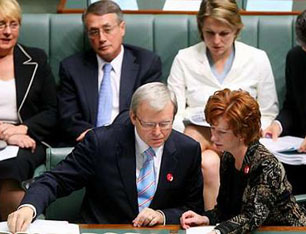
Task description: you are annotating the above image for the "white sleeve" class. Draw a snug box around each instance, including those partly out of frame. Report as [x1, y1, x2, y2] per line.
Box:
[256, 51, 279, 129]
[167, 53, 186, 132]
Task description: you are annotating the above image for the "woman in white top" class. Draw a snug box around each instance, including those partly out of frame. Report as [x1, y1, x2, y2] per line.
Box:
[167, 0, 278, 210]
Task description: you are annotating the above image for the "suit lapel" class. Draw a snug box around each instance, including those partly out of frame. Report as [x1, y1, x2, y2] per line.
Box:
[119, 46, 139, 111]
[151, 133, 177, 207]
[14, 44, 38, 119]
[116, 125, 138, 214]
[82, 51, 99, 124]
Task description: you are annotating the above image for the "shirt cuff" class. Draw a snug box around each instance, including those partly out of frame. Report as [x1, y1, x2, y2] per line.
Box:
[156, 210, 166, 225]
[18, 204, 37, 219]
[274, 120, 283, 134]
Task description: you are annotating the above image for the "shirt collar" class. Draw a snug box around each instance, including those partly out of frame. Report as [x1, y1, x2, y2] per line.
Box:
[96, 45, 124, 74]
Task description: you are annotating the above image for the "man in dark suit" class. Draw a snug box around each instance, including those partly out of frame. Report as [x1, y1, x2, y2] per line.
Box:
[263, 10, 306, 195]
[7, 82, 203, 233]
[263, 10, 306, 152]
[58, 0, 161, 145]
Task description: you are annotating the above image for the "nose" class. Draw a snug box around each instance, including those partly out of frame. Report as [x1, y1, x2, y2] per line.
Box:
[212, 34, 221, 44]
[98, 31, 107, 42]
[211, 130, 217, 142]
[3, 25, 11, 35]
[152, 124, 162, 136]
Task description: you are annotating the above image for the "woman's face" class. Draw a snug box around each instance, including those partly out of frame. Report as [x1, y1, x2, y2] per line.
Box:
[0, 16, 20, 54]
[202, 17, 237, 59]
[210, 117, 243, 154]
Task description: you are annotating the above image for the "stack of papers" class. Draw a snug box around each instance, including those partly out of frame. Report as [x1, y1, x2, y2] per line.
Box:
[0, 220, 79, 234]
[186, 226, 215, 234]
[260, 136, 306, 165]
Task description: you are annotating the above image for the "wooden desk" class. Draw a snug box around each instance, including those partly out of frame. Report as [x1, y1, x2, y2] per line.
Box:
[79, 224, 306, 233]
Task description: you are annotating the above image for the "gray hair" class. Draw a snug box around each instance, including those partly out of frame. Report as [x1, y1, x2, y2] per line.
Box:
[82, 0, 123, 25]
[296, 10, 306, 46]
[130, 82, 177, 116]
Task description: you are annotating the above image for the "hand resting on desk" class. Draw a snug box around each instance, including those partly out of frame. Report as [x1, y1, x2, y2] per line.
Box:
[132, 208, 164, 227]
[7, 207, 34, 233]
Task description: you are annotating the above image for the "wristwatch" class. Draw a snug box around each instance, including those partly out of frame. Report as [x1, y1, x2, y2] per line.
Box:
[214, 229, 221, 234]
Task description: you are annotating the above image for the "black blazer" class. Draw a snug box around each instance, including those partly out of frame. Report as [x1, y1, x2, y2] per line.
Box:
[13, 44, 57, 142]
[21, 113, 204, 224]
[276, 46, 306, 137]
[57, 44, 162, 144]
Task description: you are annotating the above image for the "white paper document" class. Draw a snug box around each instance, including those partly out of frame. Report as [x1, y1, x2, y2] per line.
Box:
[0, 220, 79, 234]
[0, 146, 19, 161]
[260, 136, 306, 165]
[186, 226, 216, 234]
[246, 0, 292, 11]
[188, 112, 210, 127]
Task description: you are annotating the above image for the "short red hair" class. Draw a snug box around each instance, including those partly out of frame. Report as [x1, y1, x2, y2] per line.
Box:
[205, 89, 261, 145]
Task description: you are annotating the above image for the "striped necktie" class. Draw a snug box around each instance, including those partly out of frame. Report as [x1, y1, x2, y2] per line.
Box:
[137, 147, 156, 212]
[96, 63, 112, 127]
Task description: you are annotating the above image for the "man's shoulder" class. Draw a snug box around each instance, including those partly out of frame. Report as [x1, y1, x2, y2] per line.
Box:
[123, 44, 159, 59]
[60, 49, 96, 65]
[287, 45, 305, 59]
[169, 129, 200, 149]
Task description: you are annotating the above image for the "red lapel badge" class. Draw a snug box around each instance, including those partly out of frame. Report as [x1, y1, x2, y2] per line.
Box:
[167, 173, 173, 182]
[243, 165, 250, 175]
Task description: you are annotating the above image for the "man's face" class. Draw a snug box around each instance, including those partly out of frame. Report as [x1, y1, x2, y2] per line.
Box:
[130, 101, 174, 148]
[85, 13, 125, 62]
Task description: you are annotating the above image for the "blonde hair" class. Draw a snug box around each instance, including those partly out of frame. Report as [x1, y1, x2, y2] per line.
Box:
[197, 0, 243, 40]
[0, 0, 22, 23]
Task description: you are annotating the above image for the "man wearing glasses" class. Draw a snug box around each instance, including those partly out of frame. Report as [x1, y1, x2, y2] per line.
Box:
[58, 0, 161, 146]
[7, 83, 203, 233]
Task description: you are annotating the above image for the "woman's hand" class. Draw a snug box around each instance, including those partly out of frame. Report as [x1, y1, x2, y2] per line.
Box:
[298, 137, 306, 153]
[180, 210, 209, 229]
[0, 123, 28, 140]
[7, 135, 36, 152]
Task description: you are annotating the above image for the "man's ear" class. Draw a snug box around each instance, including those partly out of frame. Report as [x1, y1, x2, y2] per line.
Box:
[130, 111, 136, 125]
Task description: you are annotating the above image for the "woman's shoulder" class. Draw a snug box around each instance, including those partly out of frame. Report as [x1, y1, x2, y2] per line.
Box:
[15, 44, 47, 60]
[235, 41, 267, 56]
[251, 144, 284, 176]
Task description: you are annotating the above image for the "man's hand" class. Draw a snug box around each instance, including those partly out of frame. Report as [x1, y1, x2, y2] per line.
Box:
[262, 121, 282, 140]
[299, 137, 306, 153]
[7, 207, 34, 233]
[0, 124, 28, 140]
[180, 210, 209, 229]
[132, 208, 164, 227]
[76, 129, 91, 142]
[7, 135, 36, 152]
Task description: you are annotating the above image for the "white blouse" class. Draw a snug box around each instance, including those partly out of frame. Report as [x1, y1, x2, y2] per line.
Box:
[0, 78, 18, 124]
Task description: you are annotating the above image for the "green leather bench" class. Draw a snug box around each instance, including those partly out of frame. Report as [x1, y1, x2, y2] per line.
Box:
[19, 13, 298, 220]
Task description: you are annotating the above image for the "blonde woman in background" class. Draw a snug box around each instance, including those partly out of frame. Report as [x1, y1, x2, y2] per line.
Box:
[0, 0, 57, 220]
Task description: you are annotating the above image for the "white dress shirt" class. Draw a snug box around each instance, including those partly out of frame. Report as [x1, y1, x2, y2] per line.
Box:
[97, 45, 124, 124]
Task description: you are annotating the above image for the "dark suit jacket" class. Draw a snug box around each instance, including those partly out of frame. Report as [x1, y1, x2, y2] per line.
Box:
[21, 113, 203, 224]
[57, 44, 162, 144]
[276, 46, 306, 138]
[13, 44, 57, 142]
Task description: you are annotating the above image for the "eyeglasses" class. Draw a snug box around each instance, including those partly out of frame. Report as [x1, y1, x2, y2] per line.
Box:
[136, 116, 173, 130]
[0, 21, 19, 31]
[87, 24, 118, 38]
